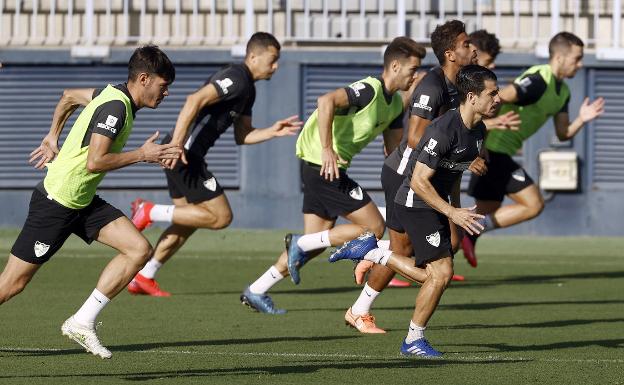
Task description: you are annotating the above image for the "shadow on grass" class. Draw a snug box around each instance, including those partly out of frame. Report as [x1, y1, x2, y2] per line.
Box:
[443, 338, 624, 352]
[0, 357, 526, 380]
[439, 317, 624, 330]
[0, 335, 359, 357]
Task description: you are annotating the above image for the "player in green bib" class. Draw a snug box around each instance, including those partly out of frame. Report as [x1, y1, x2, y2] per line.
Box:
[463, 32, 605, 264]
[240, 37, 426, 314]
[0, 46, 181, 359]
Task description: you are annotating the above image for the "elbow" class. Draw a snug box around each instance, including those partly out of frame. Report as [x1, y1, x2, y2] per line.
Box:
[234, 135, 245, 145]
[86, 159, 102, 173]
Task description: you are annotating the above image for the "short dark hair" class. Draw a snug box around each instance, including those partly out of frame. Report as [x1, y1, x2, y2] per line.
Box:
[128, 45, 175, 83]
[246, 32, 281, 56]
[469, 29, 501, 60]
[431, 20, 466, 65]
[456, 64, 497, 103]
[383, 36, 426, 67]
[548, 32, 584, 58]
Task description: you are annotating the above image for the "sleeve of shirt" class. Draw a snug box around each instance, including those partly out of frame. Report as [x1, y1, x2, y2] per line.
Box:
[209, 67, 249, 102]
[513, 73, 547, 106]
[343, 82, 375, 109]
[416, 126, 453, 170]
[558, 95, 570, 113]
[92, 88, 104, 99]
[388, 110, 405, 130]
[410, 77, 445, 121]
[242, 92, 255, 117]
[90, 100, 127, 141]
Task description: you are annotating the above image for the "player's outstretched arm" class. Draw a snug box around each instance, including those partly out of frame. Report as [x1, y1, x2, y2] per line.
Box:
[86, 131, 182, 173]
[233, 115, 302, 145]
[411, 161, 484, 235]
[483, 110, 521, 131]
[29, 88, 95, 169]
[554, 97, 605, 141]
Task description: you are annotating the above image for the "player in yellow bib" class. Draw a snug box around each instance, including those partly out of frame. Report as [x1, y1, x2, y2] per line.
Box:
[463, 32, 605, 264]
[0, 46, 181, 359]
[240, 37, 426, 316]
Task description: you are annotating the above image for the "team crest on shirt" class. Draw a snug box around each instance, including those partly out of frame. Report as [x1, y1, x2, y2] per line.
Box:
[349, 186, 364, 201]
[424, 138, 438, 156]
[512, 169, 526, 182]
[517, 77, 532, 89]
[203, 177, 217, 192]
[216, 78, 234, 94]
[425, 231, 440, 247]
[34, 241, 50, 258]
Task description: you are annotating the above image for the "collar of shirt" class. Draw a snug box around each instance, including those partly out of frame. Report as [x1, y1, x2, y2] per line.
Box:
[116, 83, 139, 118]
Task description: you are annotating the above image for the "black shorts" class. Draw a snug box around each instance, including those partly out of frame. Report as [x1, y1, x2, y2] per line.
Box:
[11, 188, 125, 264]
[393, 204, 453, 267]
[165, 154, 224, 204]
[380, 164, 405, 232]
[468, 151, 535, 202]
[301, 161, 372, 220]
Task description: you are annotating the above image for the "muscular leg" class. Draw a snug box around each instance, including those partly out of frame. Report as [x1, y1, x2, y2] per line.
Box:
[170, 194, 233, 230]
[94, 216, 153, 298]
[367, 229, 412, 292]
[411, 257, 454, 326]
[476, 184, 544, 229]
[0, 255, 40, 304]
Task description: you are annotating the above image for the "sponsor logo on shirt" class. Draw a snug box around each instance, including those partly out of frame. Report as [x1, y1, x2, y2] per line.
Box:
[96, 114, 119, 134]
[424, 138, 438, 157]
[413, 94, 432, 111]
[517, 76, 532, 90]
[216, 78, 234, 94]
[34, 241, 50, 258]
[349, 82, 366, 97]
[426, 231, 440, 247]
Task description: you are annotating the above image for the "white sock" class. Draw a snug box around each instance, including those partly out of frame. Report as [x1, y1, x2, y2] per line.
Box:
[377, 239, 390, 249]
[405, 320, 426, 343]
[363, 248, 392, 265]
[351, 283, 381, 316]
[296, 230, 331, 252]
[139, 258, 163, 279]
[73, 288, 110, 326]
[149, 204, 175, 222]
[249, 266, 284, 294]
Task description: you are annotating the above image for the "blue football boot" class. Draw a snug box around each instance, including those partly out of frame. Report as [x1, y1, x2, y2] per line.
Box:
[240, 287, 287, 315]
[328, 232, 377, 263]
[285, 233, 308, 285]
[400, 338, 443, 358]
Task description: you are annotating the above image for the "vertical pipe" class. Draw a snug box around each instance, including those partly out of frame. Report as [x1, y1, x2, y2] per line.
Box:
[286, 0, 291, 38]
[476, 0, 482, 29]
[323, 0, 328, 39]
[360, 0, 365, 39]
[419, 0, 425, 41]
[495, 0, 501, 41]
[210, 0, 216, 40]
[514, 0, 519, 43]
[268, 0, 273, 34]
[378, 0, 384, 39]
[31, 0, 38, 42]
[227, 0, 233, 39]
[593, 0, 599, 47]
[532, 0, 538, 46]
[245, 0, 254, 40]
[341, 0, 346, 39]
[304, 0, 310, 38]
[550, 0, 560, 38]
[397, 0, 405, 36]
[175, 0, 181, 40]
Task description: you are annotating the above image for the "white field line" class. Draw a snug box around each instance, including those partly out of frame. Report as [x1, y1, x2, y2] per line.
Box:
[1, 346, 623, 364]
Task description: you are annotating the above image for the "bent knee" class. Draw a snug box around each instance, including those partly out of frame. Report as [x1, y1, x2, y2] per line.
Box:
[366, 223, 385, 240]
[213, 211, 233, 230]
[127, 241, 153, 264]
[526, 201, 545, 219]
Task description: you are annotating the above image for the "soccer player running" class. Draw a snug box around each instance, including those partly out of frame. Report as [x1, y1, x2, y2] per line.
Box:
[462, 32, 605, 264]
[127, 32, 302, 297]
[0, 46, 181, 358]
[469, 29, 501, 69]
[342, 22, 514, 332]
[329, 64, 501, 357]
[240, 37, 426, 315]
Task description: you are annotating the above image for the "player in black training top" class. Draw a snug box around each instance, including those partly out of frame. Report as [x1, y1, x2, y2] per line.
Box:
[127, 32, 302, 297]
[329, 65, 501, 357]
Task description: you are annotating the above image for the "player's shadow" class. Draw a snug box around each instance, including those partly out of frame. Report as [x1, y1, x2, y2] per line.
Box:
[365, 299, 624, 312]
[0, 357, 525, 381]
[436, 317, 624, 330]
[175, 286, 360, 296]
[0, 335, 359, 357]
[446, 270, 624, 289]
[443, 338, 624, 353]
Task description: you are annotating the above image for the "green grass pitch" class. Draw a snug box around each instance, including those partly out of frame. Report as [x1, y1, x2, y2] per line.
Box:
[0, 228, 622, 384]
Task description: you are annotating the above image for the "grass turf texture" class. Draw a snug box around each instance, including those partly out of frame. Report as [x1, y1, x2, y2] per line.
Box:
[0, 228, 622, 385]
